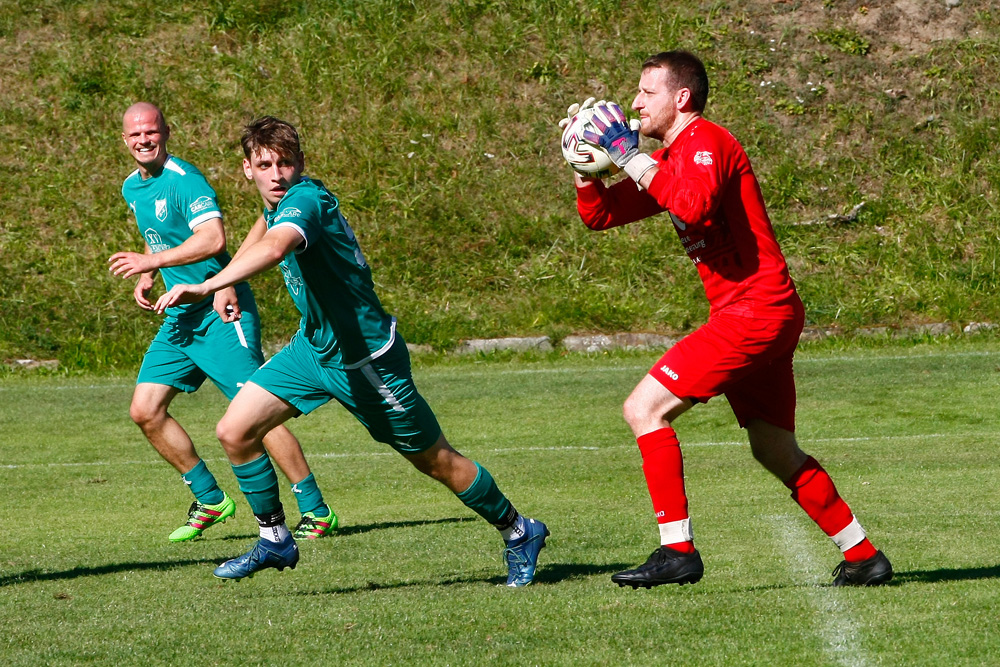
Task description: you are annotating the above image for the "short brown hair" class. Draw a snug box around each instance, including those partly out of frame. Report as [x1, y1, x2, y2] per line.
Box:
[641, 50, 709, 112]
[241, 116, 301, 160]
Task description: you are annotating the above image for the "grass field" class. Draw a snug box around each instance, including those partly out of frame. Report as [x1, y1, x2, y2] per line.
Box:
[3, 339, 1000, 665]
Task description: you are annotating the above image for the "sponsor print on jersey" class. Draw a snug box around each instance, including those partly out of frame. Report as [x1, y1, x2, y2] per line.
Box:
[660, 365, 679, 381]
[279, 261, 305, 296]
[693, 151, 714, 166]
[155, 198, 168, 221]
[189, 195, 215, 215]
[276, 207, 302, 221]
[144, 228, 171, 253]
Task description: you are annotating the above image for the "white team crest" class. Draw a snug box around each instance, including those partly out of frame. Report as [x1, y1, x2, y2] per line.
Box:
[144, 228, 169, 253]
[693, 151, 714, 166]
[155, 198, 168, 221]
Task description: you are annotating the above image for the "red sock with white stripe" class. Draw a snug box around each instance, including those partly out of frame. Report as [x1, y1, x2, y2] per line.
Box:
[784, 456, 877, 562]
[637, 428, 695, 554]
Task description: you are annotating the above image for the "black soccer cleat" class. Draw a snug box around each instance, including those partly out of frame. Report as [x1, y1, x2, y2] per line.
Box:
[612, 546, 704, 589]
[831, 550, 893, 587]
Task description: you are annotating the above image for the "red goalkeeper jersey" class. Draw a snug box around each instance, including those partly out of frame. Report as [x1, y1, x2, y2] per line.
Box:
[576, 118, 801, 319]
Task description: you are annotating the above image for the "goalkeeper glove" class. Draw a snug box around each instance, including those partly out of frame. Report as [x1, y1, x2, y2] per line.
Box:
[582, 102, 658, 185]
[558, 97, 597, 132]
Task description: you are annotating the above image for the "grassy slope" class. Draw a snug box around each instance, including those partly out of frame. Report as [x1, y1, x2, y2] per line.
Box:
[2, 0, 1000, 369]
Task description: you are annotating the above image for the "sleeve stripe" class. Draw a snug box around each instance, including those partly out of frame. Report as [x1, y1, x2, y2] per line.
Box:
[272, 221, 309, 252]
[188, 212, 222, 230]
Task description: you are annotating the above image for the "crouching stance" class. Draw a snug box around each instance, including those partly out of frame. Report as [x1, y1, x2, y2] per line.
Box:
[566, 51, 891, 588]
[156, 117, 547, 586]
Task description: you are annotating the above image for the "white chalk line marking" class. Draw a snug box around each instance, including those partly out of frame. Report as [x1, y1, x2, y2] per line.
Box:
[3, 346, 995, 391]
[0, 431, 983, 470]
[767, 514, 871, 667]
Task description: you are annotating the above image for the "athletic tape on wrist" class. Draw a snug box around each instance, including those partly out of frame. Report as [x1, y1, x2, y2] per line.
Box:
[623, 153, 658, 188]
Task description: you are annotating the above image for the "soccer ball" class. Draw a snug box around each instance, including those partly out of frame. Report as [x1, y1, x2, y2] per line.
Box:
[561, 107, 620, 179]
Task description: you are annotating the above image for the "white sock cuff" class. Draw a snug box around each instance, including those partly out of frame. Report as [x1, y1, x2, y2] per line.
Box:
[658, 517, 693, 545]
[831, 515, 867, 551]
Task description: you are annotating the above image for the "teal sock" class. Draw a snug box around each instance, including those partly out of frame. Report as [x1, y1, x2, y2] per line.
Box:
[231, 453, 281, 516]
[455, 462, 516, 527]
[181, 459, 225, 506]
[290, 473, 327, 516]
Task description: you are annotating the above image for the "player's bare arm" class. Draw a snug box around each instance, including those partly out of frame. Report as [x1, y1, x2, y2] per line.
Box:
[231, 214, 269, 262]
[154, 225, 303, 314]
[108, 217, 226, 278]
[211, 215, 267, 322]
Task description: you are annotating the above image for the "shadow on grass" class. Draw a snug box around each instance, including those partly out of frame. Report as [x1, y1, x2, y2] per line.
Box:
[739, 564, 1000, 592]
[891, 565, 1000, 584]
[0, 558, 220, 588]
[298, 562, 630, 595]
[219, 516, 477, 542]
[335, 516, 478, 536]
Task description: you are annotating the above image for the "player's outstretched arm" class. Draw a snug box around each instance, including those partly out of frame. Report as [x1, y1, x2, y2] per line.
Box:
[153, 225, 303, 314]
[211, 215, 266, 322]
[231, 214, 268, 262]
[108, 218, 227, 279]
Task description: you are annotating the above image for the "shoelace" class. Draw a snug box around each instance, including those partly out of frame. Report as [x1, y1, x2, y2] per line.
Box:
[503, 546, 527, 567]
[185, 502, 214, 524]
[503, 537, 537, 566]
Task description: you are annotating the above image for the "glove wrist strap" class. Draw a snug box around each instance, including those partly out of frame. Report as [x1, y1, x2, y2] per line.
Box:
[623, 153, 658, 187]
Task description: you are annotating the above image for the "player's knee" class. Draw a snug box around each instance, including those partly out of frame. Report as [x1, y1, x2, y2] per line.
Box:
[622, 394, 649, 431]
[215, 416, 250, 453]
[129, 399, 162, 430]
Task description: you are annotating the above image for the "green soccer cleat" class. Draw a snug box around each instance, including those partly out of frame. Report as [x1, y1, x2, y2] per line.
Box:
[292, 506, 339, 539]
[168, 492, 236, 542]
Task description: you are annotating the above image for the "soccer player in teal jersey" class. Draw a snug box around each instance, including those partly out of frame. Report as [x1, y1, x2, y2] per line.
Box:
[109, 103, 338, 542]
[154, 116, 548, 586]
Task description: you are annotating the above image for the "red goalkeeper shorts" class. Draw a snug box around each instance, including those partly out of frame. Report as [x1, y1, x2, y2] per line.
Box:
[648, 308, 805, 432]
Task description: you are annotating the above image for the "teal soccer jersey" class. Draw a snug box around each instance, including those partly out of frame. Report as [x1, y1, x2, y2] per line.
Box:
[121, 155, 229, 318]
[264, 177, 396, 368]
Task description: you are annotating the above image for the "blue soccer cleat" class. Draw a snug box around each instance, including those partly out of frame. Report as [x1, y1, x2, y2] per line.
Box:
[503, 517, 549, 587]
[213, 535, 299, 581]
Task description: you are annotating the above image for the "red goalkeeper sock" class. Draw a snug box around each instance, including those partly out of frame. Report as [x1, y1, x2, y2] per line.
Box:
[637, 428, 694, 553]
[785, 456, 877, 562]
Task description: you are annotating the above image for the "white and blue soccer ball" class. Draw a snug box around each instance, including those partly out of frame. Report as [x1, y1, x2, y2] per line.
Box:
[560, 107, 619, 179]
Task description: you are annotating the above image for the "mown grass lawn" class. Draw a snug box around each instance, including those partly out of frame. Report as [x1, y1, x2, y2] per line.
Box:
[3, 339, 1000, 665]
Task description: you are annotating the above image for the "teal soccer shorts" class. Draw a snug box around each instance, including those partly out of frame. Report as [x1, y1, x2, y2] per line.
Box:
[248, 333, 442, 454]
[136, 284, 264, 400]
